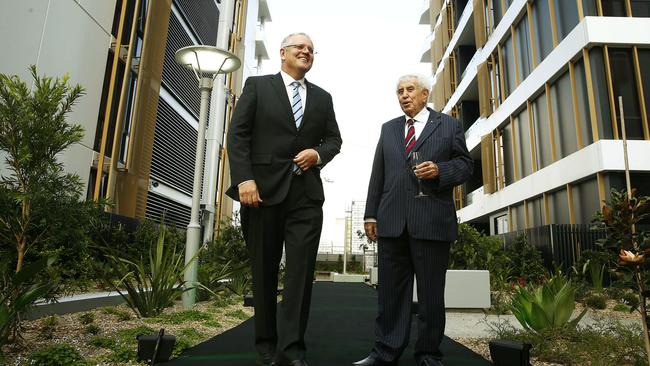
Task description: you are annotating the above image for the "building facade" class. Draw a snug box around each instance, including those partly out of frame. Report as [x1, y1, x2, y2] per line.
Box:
[420, 0, 650, 235]
[0, 0, 271, 235]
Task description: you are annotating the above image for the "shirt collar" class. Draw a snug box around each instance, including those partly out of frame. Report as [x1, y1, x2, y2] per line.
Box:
[404, 107, 430, 124]
[280, 70, 306, 88]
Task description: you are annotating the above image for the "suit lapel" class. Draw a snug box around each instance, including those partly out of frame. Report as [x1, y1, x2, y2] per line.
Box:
[270, 73, 295, 125]
[411, 108, 441, 154]
[392, 118, 407, 160]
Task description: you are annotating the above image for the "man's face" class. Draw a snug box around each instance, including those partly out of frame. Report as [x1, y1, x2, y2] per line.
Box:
[280, 35, 314, 77]
[397, 78, 429, 117]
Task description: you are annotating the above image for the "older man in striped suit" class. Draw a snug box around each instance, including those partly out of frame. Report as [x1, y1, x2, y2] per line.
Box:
[354, 74, 472, 366]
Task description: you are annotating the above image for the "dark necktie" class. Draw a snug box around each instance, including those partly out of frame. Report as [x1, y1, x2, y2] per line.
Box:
[405, 118, 416, 157]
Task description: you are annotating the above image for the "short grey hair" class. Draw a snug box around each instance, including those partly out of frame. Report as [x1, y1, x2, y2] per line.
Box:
[281, 32, 312, 48]
[396, 74, 432, 92]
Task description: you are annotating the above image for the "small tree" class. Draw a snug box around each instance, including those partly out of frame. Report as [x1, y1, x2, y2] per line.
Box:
[0, 66, 84, 273]
[594, 188, 650, 364]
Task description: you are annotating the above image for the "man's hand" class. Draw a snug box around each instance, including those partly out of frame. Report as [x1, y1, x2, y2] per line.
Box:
[293, 148, 319, 171]
[239, 181, 263, 208]
[364, 222, 378, 242]
[414, 161, 439, 179]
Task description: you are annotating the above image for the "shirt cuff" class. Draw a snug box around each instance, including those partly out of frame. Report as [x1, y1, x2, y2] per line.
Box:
[238, 180, 254, 187]
[364, 218, 377, 223]
[316, 151, 322, 165]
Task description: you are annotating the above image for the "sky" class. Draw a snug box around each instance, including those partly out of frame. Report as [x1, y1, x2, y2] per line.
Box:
[260, 0, 432, 251]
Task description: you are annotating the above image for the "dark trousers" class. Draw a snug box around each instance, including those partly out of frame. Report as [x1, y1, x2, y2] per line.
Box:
[240, 174, 323, 362]
[371, 230, 451, 362]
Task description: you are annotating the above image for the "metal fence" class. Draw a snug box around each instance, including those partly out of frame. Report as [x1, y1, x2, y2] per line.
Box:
[498, 224, 608, 270]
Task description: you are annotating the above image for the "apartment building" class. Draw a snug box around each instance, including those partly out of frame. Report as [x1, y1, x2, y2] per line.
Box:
[0, 0, 271, 233]
[420, 0, 650, 235]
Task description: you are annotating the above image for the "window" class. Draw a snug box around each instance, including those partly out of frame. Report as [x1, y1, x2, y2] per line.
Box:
[515, 15, 533, 80]
[514, 108, 533, 178]
[502, 122, 516, 185]
[501, 33, 517, 97]
[549, 188, 570, 224]
[550, 70, 578, 158]
[632, 0, 650, 17]
[553, 0, 579, 41]
[601, 0, 628, 16]
[610, 48, 644, 139]
[589, 47, 615, 139]
[531, 0, 554, 63]
[582, 0, 600, 16]
[574, 178, 600, 224]
[532, 91, 554, 168]
[492, 0, 505, 29]
[528, 196, 544, 227]
[639, 49, 650, 125]
[512, 203, 525, 230]
[573, 59, 594, 147]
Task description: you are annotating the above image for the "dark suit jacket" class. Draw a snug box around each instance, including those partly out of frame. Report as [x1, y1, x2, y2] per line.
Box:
[364, 107, 472, 242]
[226, 73, 342, 206]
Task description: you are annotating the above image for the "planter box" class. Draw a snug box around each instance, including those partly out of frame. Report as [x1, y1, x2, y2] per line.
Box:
[414, 270, 491, 309]
[331, 273, 368, 283]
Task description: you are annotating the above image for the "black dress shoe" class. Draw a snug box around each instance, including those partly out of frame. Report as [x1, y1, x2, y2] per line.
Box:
[277, 360, 308, 366]
[256, 354, 275, 366]
[352, 354, 398, 366]
[418, 356, 443, 366]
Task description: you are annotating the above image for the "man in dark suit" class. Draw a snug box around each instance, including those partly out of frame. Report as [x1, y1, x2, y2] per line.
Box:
[354, 75, 472, 366]
[226, 32, 342, 366]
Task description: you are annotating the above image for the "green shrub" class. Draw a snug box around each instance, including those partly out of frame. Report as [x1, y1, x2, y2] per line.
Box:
[225, 309, 250, 320]
[84, 324, 100, 335]
[99, 223, 190, 317]
[39, 315, 59, 339]
[489, 317, 645, 365]
[613, 303, 631, 312]
[584, 293, 608, 309]
[28, 344, 90, 366]
[145, 310, 212, 324]
[511, 270, 587, 332]
[198, 213, 251, 300]
[605, 286, 626, 301]
[505, 235, 546, 284]
[0, 257, 57, 353]
[78, 312, 94, 325]
[88, 336, 115, 348]
[451, 223, 507, 272]
[101, 307, 132, 321]
[622, 291, 640, 309]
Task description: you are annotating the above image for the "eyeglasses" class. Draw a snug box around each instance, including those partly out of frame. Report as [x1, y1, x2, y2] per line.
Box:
[284, 44, 317, 55]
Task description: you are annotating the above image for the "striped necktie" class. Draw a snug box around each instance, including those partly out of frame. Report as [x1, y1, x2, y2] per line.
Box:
[405, 118, 416, 157]
[291, 81, 303, 128]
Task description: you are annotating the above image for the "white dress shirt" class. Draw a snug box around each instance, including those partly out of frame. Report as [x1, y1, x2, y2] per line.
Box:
[404, 107, 430, 140]
[280, 70, 307, 112]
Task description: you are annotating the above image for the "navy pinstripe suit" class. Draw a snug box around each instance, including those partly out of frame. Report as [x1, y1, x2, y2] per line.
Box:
[364, 107, 472, 362]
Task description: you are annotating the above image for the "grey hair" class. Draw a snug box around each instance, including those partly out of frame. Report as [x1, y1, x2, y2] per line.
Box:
[396, 74, 432, 92]
[281, 32, 312, 48]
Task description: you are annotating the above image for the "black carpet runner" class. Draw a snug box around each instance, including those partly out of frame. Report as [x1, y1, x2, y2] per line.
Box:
[164, 282, 491, 366]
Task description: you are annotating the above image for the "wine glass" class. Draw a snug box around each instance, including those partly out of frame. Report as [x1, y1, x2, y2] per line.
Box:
[410, 151, 427, 198]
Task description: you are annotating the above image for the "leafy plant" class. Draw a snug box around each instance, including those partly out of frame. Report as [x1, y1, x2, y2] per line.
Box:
[450, 223, 507, 272]
[84, 324, 101, 335]
[0, 66, 84, 272]
[510, 270, 587, 332]
[594, 188, 650, 364]
[489, 317, 646, 365]
[39, 315, 59, 339]
[198, 213, 251, 300]
[504, 235, 547, 285]
[28, 343, 90, 366]
[100, 306, 131, 321]
[584, 293, 607, 309]
[100, 224, 194, 317]
[78, 312, 95, 325]
[0, 257, 56, 355]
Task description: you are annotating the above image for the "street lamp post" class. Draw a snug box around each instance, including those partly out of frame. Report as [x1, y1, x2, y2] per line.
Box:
[174, 45, 241, 308]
